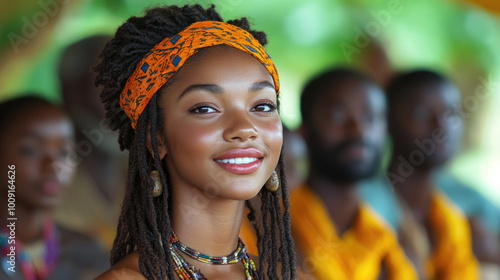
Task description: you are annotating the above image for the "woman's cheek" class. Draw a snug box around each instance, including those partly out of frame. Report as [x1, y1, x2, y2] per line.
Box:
[169, 121, 218, 156]
[263, 118, 283, 160]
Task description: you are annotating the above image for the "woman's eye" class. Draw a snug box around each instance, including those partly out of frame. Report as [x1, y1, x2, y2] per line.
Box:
[19, 146, 39, 158]
[254, 103, 276, 112]
[331, 111, 346, 123]
[188, 105, 217, 114]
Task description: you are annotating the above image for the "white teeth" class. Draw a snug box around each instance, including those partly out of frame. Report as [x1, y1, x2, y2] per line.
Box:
[216, 157, 258, 164]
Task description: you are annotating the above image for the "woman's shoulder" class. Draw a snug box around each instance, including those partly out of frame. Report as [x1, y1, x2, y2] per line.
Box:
[94, 251, 145, 280]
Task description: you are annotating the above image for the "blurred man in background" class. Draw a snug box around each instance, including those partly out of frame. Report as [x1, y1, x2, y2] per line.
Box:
[385, 69, 496, 279]
[291, 68, 417, 280]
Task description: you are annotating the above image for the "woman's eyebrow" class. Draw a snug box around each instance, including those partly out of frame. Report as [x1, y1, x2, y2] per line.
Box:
[249, 81, 275, 92]
[178, 81, 275, 101]
[178, 84, 223, 100]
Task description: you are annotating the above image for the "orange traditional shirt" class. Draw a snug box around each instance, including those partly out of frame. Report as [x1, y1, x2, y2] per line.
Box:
[239, 210, 259, 256]
[425, 191, 479, 280]
[290, 185, 417, 280]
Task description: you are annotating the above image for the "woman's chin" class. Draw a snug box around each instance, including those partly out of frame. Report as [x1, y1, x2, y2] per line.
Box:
[217, 186, 264, 201]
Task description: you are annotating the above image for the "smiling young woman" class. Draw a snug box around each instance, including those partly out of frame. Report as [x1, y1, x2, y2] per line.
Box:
[93, 4, 295, 280]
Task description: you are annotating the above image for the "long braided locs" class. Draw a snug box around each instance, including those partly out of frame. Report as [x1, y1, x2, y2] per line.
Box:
[94, 4, 295, 280]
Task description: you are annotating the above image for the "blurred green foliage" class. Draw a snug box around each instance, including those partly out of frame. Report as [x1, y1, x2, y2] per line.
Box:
[0, 0, 499, 204]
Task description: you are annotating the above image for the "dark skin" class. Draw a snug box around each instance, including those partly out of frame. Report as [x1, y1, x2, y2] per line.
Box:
[389, 82, 462, 221]
[388, 82, 461, 278]
[97, 46, 283, 280]
[103, 46, 282, 280]
[0, 105, 74, 244]
[300, 77, 387, 276]
[389, 81, 500, 268]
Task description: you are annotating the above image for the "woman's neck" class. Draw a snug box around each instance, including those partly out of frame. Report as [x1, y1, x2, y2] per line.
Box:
[171, 184, 246, 256]
[170, 184, 250, 279]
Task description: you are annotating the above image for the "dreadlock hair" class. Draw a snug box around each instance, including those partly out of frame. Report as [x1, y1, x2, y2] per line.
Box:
[94, 4, 295, 280]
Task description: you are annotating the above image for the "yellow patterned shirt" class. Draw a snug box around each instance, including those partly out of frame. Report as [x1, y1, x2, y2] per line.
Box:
[290, 185, 417, 280]
[425, 191, 479, 279]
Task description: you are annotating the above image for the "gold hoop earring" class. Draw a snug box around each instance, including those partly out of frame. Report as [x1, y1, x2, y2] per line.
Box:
[265, 170, 279, 192]
[150, 170, 163, 197]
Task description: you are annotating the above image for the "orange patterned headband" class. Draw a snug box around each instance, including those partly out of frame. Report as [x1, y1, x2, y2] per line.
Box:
[120, 20, 280, 129]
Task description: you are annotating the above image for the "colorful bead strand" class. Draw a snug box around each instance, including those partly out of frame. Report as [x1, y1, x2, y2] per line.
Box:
[169, 230, 258, 279]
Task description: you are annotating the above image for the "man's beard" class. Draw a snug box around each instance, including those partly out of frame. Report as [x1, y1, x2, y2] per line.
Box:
[309, 137, 382, 185]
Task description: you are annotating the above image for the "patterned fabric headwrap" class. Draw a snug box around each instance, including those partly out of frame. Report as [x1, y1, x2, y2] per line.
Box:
[120, 21, 280, 129]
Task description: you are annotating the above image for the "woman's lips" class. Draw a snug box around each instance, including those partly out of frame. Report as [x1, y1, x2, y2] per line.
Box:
[214, 148, 263, 174]
[41, 181, 62, 196]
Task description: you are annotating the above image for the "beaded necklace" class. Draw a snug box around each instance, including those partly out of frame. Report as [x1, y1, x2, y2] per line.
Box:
[0, 218, 59, 280]
[169, 231, 258, 280]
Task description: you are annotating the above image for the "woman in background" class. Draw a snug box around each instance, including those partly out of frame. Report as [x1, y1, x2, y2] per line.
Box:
[0, 95, 109, 280]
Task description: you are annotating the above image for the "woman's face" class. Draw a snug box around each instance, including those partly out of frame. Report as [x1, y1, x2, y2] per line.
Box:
[0, 105, 74, 211]
[157, 46, 282, 201]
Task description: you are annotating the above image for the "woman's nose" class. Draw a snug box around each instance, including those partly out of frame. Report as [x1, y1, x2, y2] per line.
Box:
[222, 110, 258, 142]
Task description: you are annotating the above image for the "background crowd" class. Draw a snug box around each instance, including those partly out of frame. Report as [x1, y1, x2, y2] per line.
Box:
[0, 0, 499, 279]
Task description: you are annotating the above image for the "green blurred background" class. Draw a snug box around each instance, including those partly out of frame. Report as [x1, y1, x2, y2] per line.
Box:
[0, 0, 499, 205]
